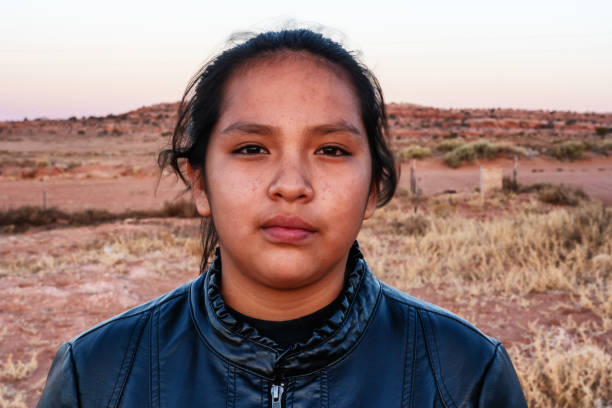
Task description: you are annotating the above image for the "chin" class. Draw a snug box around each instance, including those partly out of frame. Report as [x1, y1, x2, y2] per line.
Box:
[256, 263, 321, 290]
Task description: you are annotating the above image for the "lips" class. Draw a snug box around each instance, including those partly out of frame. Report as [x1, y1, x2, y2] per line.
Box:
[260, 214, 316, 244]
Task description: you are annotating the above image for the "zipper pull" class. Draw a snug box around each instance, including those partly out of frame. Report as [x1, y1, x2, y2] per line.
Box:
[271, 383, 284, 408]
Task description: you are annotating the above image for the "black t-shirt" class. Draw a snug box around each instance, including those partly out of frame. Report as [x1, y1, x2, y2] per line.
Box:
[226, 294, 344, 348]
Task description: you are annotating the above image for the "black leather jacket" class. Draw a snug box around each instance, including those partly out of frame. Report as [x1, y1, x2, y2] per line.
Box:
[39, 244, 527, 407]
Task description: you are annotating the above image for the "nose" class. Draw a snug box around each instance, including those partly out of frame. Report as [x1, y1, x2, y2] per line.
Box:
[267, 157, 314, 203]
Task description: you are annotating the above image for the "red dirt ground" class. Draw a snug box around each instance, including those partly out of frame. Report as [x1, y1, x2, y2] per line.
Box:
[0, 174, 185, 213]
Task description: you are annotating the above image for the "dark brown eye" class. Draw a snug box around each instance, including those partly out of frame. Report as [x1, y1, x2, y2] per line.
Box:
[316, 146, 350, 156]
[233, 145, 268, 155]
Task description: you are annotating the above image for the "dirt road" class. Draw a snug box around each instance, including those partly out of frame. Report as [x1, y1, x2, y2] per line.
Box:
[400, 156, 612, 204]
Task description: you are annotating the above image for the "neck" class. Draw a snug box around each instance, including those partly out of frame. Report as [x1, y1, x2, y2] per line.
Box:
[219, 252, 347, 321]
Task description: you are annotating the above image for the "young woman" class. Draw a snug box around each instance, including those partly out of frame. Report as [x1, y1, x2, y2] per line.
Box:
[39, 29, 527, 407]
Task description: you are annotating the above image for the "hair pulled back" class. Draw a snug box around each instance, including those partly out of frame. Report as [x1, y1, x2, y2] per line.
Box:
[158, 28, 398, 271]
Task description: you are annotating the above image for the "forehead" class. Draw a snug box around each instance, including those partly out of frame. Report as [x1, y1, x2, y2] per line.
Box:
[217, 51, 363, 129]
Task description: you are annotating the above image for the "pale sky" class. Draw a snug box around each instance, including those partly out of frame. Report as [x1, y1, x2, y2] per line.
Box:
[1, 0, 611, 120]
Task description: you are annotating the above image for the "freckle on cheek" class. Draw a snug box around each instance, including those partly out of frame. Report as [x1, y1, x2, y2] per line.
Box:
[249, 179, 261, 193]
[320, 184, 332, 199]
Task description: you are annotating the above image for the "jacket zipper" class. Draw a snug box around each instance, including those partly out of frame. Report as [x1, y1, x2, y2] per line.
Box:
[269, 344, 297, 408]
[270, 345, 296, 408]
[270, 383, 284, 408]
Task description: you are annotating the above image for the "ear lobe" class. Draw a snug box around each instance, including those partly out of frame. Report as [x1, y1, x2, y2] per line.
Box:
[186, 163, 211, 217]
[363, 186, 378, 220]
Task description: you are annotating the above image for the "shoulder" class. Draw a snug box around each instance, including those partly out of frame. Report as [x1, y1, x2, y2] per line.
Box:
[70, 277, 194, 348]
[380, 282, 498, 348]
[39, 276, 200, 406]
[380, 282, 526, 407]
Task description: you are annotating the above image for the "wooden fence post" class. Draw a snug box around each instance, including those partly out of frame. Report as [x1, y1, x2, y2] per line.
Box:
[410, 159, 416, 194]
[410, 160, 420, 213]
[479, 166, 484, 203]
[513, 155, 518, 187]
[41, 180, 46, 211]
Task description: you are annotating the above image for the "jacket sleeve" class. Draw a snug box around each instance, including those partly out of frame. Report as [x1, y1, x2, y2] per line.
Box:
[477, 344, 527, 407]
[37, 342, 80, 408]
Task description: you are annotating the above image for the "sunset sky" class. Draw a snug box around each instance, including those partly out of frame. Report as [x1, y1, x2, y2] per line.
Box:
[1, 0, 611, 120]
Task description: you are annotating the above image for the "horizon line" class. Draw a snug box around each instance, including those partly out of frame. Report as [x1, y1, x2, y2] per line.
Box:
[2, 100, 611, 122]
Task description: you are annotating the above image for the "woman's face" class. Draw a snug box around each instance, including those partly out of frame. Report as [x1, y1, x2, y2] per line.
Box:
[192, 52, 376, 293]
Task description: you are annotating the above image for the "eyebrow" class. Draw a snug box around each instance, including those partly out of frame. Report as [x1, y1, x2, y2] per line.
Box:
[221, 122, 275, 135]
[308, 121, 363, 137]
[221, 120, 363, 138]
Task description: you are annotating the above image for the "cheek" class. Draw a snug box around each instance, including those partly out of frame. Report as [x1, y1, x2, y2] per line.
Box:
[317, 166, 371, 210]
[207, 166, 264, 217]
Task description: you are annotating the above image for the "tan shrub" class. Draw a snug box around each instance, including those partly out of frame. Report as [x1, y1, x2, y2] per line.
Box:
[443, 140, 527, 168]
[0, 385, 27, 408]
[398, 145, 431, 161]
[510, 326, 611, 407]
[0, 352, 38, 382]
[551, 140, 585, 161]
[435, 138, 465, 152]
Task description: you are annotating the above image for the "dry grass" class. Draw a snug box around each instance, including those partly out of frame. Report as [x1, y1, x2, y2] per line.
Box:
[503, 182, 590, 207]
[0, 353, 38, 383]
[0, 385, 27, 408]
[361, 200, 611, 294]
[535, 184, 589, 206]
[0, 228, 200, 276]
[509, 325, 611, 407]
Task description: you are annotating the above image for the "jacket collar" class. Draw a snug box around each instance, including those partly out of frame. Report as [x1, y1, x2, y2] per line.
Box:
[189, 241, 382, 379]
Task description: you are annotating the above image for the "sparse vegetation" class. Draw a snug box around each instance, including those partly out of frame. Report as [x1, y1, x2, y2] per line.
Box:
[501, 176, 520, 193]
[0, 353, 38, 382]
[364, 198, 610, 292]
[0, 226, 201, 277]
[0, 199, 198, 233]
[600, 139, 612, 155]
[534, 184, 588, 206]
[595, 126, 609, 138]
[0, 384, 27, 408]
[387, 214, 430, 236]
[398, 145, 431, 161]
[511, 325, 611, 407]
[435, 138, 465, 152]
[551, 140, 585, 161]
[502, 180, 589, 206]
[443, 140, 527, 168]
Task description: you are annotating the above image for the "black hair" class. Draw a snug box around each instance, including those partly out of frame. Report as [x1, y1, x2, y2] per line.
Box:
[158, 28, 398, 271]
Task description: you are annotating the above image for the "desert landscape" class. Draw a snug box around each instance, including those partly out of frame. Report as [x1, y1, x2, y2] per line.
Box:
[1, 103, 611, 407]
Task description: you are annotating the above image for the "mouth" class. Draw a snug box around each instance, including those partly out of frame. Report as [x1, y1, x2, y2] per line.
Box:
[260, 214, 317, 244]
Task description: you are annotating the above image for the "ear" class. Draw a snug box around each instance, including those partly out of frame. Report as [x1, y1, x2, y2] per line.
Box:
[186, 163, 211, 217]
[363, 185, 378, 220]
